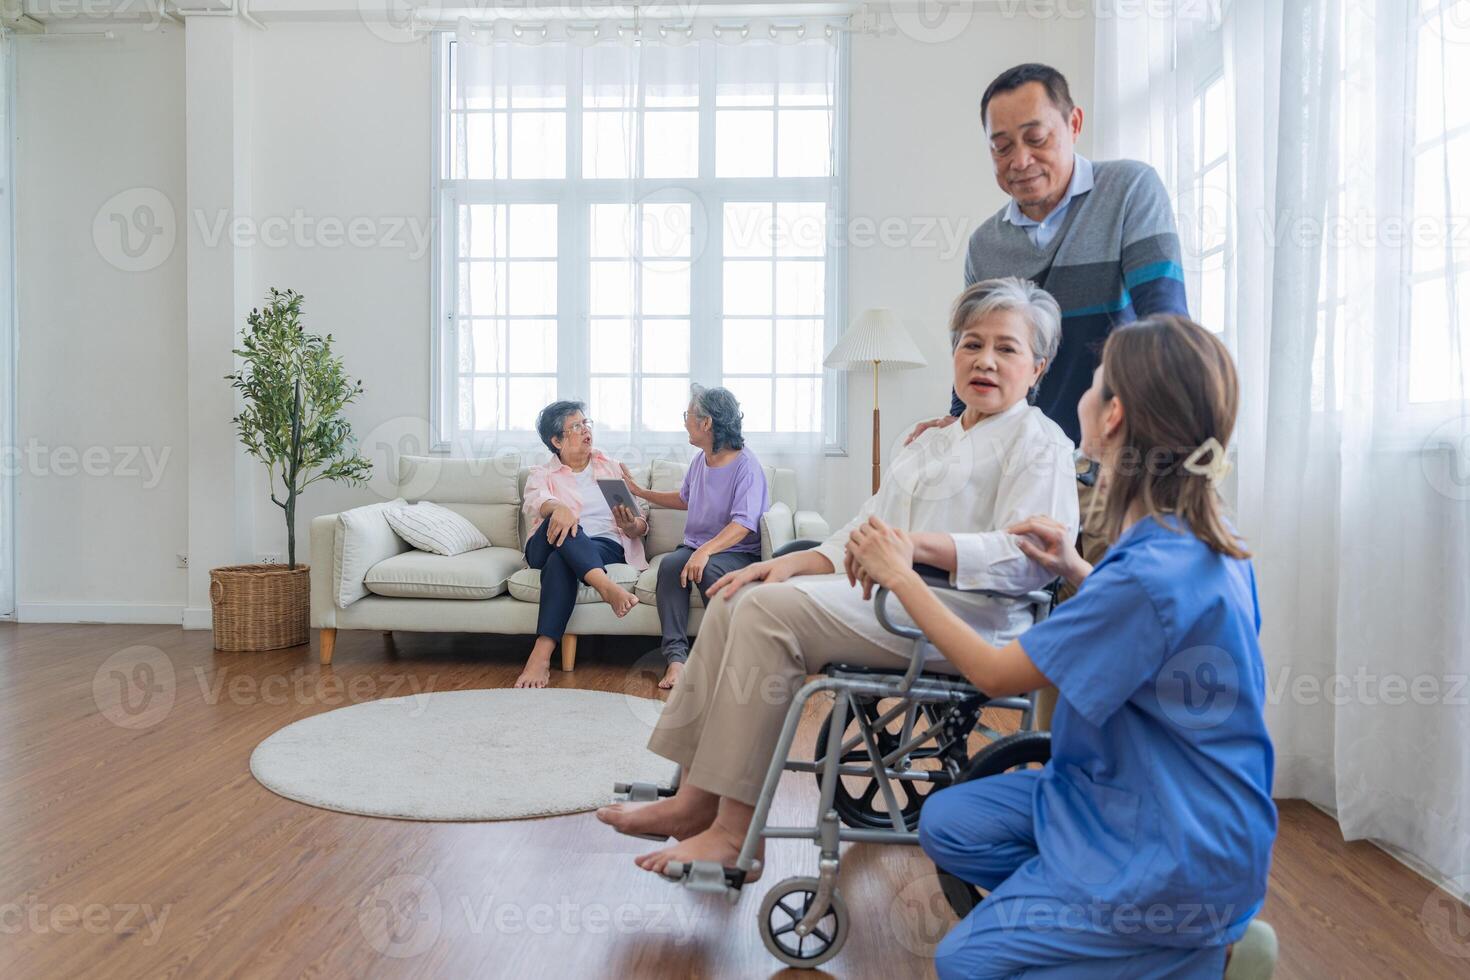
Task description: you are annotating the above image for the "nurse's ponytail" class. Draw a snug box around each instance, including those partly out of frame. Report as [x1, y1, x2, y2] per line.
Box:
[1096, 315, 1250, 559]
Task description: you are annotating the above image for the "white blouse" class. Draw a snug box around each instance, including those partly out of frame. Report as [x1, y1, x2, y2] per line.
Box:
[797, 400, 1080, 660]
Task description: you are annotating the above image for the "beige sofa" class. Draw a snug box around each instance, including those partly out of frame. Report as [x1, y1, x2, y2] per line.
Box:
[309, 454, 830, 668]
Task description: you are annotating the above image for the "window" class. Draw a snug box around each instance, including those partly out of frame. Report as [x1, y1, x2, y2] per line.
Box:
[1185, 73, 1232, 338]
[1405, 0, 1470, 405]
[432, 32, 846, 452]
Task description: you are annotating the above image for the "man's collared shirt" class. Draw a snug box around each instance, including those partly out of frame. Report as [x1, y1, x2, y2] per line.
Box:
[1004, 154, 1095, 250]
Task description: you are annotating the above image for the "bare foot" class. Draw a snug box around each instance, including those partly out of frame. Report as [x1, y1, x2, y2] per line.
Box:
[658, 661, 685, 690]
[513, 654, 552, 689]
[633, 823, 763, 881]
[596, 794, 717, 841]
[597, 583, 640, 617]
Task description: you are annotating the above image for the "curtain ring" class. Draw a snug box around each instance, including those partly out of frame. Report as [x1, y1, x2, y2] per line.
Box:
[768, 23, 808, 42]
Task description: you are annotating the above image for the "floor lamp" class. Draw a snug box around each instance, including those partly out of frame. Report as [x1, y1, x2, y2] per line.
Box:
[824, 308, 927, 495]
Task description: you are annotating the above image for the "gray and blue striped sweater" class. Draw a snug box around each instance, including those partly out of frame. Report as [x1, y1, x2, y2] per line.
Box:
[951, 159, 1188, 442]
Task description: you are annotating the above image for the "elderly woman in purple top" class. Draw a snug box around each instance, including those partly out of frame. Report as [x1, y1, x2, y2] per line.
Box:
[621, 385, 769, 690]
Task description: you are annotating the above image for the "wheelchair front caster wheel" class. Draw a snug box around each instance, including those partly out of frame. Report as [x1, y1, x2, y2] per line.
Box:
[758, 876, 850, 969]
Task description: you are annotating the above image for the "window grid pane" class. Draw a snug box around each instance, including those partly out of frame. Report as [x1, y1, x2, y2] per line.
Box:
[439, 36, 840, 443]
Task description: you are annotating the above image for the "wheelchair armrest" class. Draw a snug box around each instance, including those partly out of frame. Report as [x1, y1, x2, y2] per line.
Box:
[875, 574, 1056, 694]
[771, 538, 824, 558]
[874, 568, 1053, 638]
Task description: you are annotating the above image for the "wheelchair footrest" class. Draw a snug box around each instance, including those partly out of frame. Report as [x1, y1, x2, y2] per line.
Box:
[661, 860, 753, 903]
[613, 780, 676, 802]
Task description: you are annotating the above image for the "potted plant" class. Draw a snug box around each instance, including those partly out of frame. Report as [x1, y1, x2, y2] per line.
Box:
[213, 288, 373, 651]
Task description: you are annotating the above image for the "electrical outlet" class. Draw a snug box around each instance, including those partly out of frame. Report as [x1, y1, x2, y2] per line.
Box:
[176, 553, 188, 569]
[260, 553, 283, 565]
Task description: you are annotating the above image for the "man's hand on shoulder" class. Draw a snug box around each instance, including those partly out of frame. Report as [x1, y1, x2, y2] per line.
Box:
[903, 414, 959, 447]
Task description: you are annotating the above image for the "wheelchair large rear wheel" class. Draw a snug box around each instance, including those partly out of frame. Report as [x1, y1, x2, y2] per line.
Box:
[812, 697, 967, 830]
[936, 730, 1052, 920]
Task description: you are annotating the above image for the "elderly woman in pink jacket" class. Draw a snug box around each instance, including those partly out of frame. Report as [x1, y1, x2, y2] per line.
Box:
[517, 400, 650, 689]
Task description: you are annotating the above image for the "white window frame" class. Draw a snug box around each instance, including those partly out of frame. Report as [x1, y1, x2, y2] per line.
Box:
[1400, 0, 1470, 415]
[1175, 16, 1233, 349]
[428, 32, 850, 455]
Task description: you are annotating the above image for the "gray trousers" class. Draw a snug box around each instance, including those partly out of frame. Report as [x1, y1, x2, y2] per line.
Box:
[656, 545, 759, 664]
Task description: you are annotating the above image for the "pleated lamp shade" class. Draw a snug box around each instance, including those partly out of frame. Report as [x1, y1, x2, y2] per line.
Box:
[824, 308, 927, 371]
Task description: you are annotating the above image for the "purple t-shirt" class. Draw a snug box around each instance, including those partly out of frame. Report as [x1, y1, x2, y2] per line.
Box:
[680, 449, 768, 553]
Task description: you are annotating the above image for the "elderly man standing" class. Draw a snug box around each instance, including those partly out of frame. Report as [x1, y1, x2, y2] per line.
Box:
[910, 62, 1188, 563]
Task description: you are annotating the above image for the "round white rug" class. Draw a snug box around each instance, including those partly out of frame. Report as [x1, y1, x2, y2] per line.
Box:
[249, 688, 678, 821]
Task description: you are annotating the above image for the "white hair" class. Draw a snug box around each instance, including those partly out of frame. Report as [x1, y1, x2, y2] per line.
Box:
[948, 277, 1062, 374]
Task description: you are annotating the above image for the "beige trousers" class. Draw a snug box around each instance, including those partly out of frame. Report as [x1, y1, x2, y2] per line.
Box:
[647, 581, 952, 806]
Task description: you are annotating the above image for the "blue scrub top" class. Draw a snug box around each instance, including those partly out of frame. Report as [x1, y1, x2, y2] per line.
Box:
[1018, 515, 1277, 948]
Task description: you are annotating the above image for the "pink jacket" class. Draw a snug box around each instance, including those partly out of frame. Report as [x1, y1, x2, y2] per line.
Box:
[522, 450, 651, 570]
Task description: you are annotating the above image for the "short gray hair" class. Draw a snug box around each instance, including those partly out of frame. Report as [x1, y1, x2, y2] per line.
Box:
[949, 277, 1062, 376]
[535, 399, 586, 458]
[689, 384, 745, 452]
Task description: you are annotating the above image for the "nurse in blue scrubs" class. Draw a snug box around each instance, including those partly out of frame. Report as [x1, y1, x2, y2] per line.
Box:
[846, 314, 1277, 979]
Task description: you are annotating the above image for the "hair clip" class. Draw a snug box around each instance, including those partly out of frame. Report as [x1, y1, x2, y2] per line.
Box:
[1181, 437, 1232, 485]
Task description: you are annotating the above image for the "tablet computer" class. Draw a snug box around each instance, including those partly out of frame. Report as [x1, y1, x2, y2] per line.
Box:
[597, 478, 638, 512]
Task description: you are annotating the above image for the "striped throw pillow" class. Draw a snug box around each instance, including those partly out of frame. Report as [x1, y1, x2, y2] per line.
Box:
[386, 502, 490, 557]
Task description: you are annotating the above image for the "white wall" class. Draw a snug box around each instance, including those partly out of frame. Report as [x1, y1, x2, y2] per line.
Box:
[245, 23, 431, 564]
[14, 26, 189, 621]
[11, 7, 1092, 620]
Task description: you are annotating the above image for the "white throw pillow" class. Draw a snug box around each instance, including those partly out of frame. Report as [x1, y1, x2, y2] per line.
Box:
[386, 501, 491, 556]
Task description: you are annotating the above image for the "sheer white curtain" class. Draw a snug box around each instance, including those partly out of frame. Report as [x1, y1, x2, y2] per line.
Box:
[1096, 0, 1470, 889]
[0, 33, 13, 619]
[443, 18, 840, 501]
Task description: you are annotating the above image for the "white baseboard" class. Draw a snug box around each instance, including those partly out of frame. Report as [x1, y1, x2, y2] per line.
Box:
[182, 606, 212, 630]
[16, 602, 185, 625]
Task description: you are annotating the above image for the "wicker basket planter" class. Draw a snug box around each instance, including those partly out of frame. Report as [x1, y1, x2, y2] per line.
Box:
[209, 564, 310, 652]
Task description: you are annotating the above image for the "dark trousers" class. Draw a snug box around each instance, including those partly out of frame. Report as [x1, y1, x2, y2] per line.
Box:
[655, 545, 759, 664]
[524, 521, 626, 641]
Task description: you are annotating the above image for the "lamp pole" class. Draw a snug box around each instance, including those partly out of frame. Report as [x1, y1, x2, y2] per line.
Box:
[871, 359, 881, 494]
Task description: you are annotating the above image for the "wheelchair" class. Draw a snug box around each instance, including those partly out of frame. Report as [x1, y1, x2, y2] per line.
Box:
[615, 560, 1056, 969]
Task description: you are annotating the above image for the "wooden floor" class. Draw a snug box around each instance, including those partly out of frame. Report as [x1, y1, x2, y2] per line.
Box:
[1, 622, 1466, 979]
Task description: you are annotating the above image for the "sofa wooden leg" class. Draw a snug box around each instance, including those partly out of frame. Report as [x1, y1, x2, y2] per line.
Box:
[560, 634, 577, 673]
[320, 628, 337, 666]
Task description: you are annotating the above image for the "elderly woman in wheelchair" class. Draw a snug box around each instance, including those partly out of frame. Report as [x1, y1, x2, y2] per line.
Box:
[595, 276, 1077, 872]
